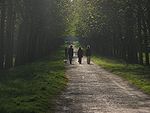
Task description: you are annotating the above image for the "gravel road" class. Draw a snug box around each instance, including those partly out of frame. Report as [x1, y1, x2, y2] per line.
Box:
[54, 56, 150, 113]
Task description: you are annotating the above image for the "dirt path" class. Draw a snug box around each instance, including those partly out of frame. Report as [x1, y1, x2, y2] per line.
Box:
[54, 55, 150, 113]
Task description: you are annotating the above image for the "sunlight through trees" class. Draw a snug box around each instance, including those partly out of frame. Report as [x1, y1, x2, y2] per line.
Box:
[0, 0, 150, 70]
[66, 0, 150, 65]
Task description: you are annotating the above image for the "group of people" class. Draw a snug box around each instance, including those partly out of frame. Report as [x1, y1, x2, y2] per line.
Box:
[65, 45, 91, 64]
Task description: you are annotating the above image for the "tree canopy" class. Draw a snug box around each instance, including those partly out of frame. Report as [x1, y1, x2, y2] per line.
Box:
[0, 0, 150, 70]
[67, 0, 150, 65]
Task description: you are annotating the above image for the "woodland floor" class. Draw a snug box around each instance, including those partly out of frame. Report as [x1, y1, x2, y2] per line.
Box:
[53, 52, 150, 113]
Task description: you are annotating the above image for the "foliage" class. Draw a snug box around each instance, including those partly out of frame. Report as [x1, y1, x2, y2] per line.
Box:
[66, 0, 150, 65]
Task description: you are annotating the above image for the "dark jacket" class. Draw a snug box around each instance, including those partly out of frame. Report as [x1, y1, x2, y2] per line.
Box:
[78, 48, 83, 58]
[86, 48, 91, 56]
[68, 47, 73, 58]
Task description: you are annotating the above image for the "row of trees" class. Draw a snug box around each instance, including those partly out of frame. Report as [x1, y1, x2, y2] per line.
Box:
[74, 0, 150, 65]
[0, 0, 66, 69]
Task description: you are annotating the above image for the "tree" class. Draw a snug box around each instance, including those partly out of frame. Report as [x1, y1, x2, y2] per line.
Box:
[0, 0, 6, 69]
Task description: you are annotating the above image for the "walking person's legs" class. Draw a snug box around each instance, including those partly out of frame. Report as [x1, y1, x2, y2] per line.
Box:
[79, 57, 82, 64]
[69, 57, 72, 64]
[87, 56, 91, 64]
[80, 57, 82, 64]
[89, 56, 91, 64]
[87, 57, 89, 64]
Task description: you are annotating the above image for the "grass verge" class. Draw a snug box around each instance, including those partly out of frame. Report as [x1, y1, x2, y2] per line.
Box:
[0, 47, 67, 113]
[93, 56, 150, 95]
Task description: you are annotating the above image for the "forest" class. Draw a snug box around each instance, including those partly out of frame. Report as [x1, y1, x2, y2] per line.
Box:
[0, 0, 150, 71]
[73, 0, 150, 65]
[0, 0, 150, 113]
[0, 0, 68, 70]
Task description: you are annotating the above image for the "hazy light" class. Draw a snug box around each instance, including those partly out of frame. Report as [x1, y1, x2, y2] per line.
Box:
[70, 0, 73, 2]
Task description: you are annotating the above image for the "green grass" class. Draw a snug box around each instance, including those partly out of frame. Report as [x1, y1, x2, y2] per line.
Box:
[0, 47, 67, 113]
[93, 56, 150, 94]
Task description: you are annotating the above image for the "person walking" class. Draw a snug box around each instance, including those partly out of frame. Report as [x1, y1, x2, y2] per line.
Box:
[68, 45, 74, 64]
[86, 45, 91, 64]
[77, 47, 83, 64]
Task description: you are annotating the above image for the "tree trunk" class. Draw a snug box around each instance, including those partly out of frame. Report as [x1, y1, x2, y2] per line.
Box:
[142, 18, 149, 65]
[5, 1, 14, 69]
[137, 1, 143, 64]
[125, 6, 138, 64]
[0, 0, 5, 69]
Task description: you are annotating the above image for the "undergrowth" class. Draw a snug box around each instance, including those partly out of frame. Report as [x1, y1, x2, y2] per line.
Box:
[0, 48, 67, 113]
[93, 56, 150, 95]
